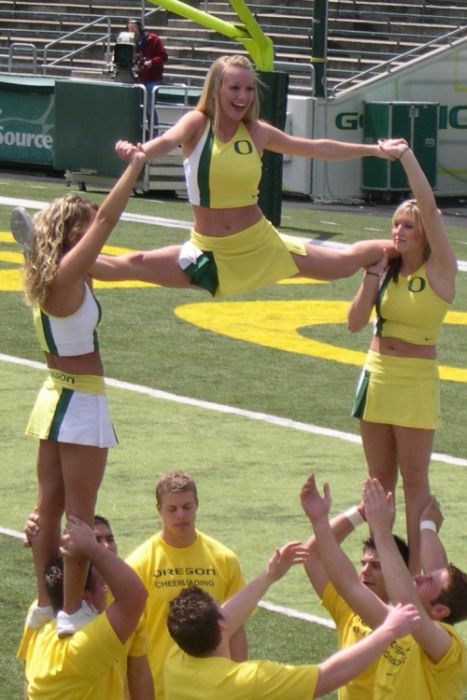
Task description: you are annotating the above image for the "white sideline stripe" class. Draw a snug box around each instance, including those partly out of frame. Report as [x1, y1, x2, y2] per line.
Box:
[0, 526, 23, 539]
[1, 353, 467, 468]
[258, 600, 336, 629]
[0, 196, 192, 230]
[1, 195, 467, 270]
[0, 525, 335, 628]
[1, 354, 465, 631]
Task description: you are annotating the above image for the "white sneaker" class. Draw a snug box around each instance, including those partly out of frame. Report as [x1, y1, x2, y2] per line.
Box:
[56, 600, 98, 638]
[10, 207, 35, 254]
[26, 603, 54, 629]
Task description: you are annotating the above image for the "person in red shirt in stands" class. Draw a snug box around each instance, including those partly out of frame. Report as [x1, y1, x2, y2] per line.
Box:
[128, 18, 168, 131]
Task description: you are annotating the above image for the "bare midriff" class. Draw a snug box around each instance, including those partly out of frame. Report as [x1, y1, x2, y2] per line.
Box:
[192, 203, 262, 237]
[44, 351, 104, 376]
[370, 336, 437, 360]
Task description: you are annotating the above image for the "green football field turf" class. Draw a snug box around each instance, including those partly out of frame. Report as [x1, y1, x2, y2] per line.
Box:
[1, 173, 466, 699]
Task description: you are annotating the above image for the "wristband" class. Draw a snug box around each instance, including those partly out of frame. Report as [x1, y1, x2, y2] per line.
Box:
[344, 506, 365, 529]
[365, 271, 380, 278]
[420, 520, 437, 533]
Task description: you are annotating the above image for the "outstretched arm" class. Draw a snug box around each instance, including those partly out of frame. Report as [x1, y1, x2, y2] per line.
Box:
[364, 478, 453, 663]
[221, 541, 307, 637]
[419, 496, 448, 573]
[379, 140, 457, 301]
[61, 517, 147, 644]
[55, 145, 147, 287]
[259, 121, 406, 161]
[127, 654, 155, 700]
[303, 499, 366, 599]
[131, 109, 204, 162]
[229, 626, 248, 662]
[302, 475, 387, 629]
[314, 603, 420, 697]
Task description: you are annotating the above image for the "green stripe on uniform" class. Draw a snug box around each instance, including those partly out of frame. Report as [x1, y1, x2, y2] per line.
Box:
[49, 388, 74, 440]
[40, 310, 58, 355]
[351, 369, 370, 419]
[198, 125, 214, 207]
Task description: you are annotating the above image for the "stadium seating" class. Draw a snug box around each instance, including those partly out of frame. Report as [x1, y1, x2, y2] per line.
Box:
[1, 0, 467, 95]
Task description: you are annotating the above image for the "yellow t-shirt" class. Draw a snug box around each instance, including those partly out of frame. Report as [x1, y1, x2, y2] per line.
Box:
[322, 582, 376, 700]
[24, 613, 126, 699]
[126, 530, 245, 700]
[374, 623, 467, 699]
[164, 646, 318, 700]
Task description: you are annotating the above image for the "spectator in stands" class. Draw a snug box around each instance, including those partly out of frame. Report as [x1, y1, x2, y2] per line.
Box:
[10, 144, 147, 639]
[125, 470, 247, 700]
[128, 18, 168, 131]
[347, 139, 457, 574]
[164, 540, 420, 700]
[91, 54, 404, 296]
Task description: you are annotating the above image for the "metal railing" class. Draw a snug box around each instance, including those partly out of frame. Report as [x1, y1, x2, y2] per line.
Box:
[8, 42, 38, 73]
[329, 24, 467, 97]
[42, 15, 112, 73]
[2, 6, 166, 78]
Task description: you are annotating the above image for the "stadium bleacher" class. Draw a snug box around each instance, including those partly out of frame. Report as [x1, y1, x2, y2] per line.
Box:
[1, 0, 467, 95]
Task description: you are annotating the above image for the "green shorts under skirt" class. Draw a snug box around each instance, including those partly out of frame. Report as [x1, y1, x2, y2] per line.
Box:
[188, 216, 306, 297]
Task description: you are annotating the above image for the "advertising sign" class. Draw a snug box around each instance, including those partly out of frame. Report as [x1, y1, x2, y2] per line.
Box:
[0, 77, 54, 166]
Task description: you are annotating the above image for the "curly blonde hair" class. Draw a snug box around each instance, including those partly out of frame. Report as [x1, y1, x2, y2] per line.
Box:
[196, 55, 260, 137]
[23, 194, 97, 307]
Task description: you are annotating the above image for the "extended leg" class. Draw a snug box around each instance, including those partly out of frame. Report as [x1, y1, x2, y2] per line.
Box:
[60, 443, 107, 614]
[293, 239, 390, 280]
[34, 440, 65, 606]
[92, 245, 200, 289]
[395, 426, 434, 574]
[360, 420, 398, 496]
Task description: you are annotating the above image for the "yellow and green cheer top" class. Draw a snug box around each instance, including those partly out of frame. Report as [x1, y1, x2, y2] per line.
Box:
[183, 120, 262, 208]
[375, 264, 449, 345]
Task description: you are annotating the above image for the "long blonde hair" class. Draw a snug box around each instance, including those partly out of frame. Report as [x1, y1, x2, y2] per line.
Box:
[23, 194, 97, 307]
[196, 55, 260, 137]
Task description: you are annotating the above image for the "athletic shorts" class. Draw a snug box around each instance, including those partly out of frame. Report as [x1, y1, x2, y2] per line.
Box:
[351, 350, 440, 429]
[180, 216, 307, 297]
[26, 370, 117, 448]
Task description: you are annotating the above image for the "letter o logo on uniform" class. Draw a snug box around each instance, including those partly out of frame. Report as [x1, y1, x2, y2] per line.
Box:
[234, 140, 253, 155]
[408, 276, 426, 293]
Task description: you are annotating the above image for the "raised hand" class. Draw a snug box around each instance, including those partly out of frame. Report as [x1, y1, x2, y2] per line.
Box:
[266, 541, 308, 582]
[382, 602, 421, 639]
[23, 507, 40, 548]
[115, 139, 139, 163]
[363, 477, 394, 532]
[301, 474, 331, 524]
[60, 516, 98, 560]
[377, 138, 410, 161]
[420, 495, 443, 533]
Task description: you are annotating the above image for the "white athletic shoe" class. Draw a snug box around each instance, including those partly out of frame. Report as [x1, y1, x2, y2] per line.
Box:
[56, 600, 98, 638]
[10, 206, 35, 253]
[26, 603, 54, 629]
